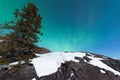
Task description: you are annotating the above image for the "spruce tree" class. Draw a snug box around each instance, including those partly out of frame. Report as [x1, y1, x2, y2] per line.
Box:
[6, 2, 42, 50]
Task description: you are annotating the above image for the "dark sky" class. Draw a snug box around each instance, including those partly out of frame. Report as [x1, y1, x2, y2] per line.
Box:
[0, 0, 120, 58]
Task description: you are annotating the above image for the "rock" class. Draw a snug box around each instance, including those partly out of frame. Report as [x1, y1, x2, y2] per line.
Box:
[1, 52, 120, 80]
[0, 64, 38, 80]
[38, 56, 120, 80]
[39, 61, 120, 80]
[101, 58, 120, 72]
[83, 56, 92, 62]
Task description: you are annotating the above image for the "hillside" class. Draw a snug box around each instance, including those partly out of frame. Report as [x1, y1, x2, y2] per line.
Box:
[0, 52, 120, 80]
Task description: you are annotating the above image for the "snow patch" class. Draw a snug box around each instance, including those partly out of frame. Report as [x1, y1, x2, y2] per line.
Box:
[0, 40, 4, 42]
[68, 71, 74, 80]
[100, 70, 106, 74]
[31, 52, 85, 77]
[32, 78, 36, 80]
[9, 61, 25, 66]
[31, 52, 120, 78]
[89, 57, 120, 75]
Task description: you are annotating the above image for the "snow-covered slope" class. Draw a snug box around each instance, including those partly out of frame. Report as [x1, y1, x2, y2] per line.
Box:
[31, 52, 120, 78]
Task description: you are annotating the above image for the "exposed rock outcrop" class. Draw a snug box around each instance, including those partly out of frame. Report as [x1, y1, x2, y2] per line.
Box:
[0, 64, 38, 80]
[40, 59, 120, 80]
[38, 53, 120, 80]
[101, 58, 120, 72]
[0, 52, 120, 80]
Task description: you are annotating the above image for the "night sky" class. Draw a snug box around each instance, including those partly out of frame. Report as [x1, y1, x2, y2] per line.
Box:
[0, 0, 120, 58]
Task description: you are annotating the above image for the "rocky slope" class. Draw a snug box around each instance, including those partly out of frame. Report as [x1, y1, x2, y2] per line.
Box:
[40, 57, 120, 80]
[0, 52, 120, 80]
[0, 63, 38, 80]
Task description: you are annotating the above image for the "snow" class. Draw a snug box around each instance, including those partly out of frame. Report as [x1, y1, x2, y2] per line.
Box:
[70, 71, 74, 77]
[68, 71, 74, 80]
[31, 52, 85, 77]
[32, 78, 36, 80]
[100, 70, 106, 73]
[0, 65, 10, 70]
[9, 61, 25, 66]
[0, 40, 4, 42]
[88, 56, 120, 75]
[31, 52, 120, 78]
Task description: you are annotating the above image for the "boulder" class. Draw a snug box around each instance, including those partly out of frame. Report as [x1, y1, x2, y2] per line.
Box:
[0, 64, 38, 80]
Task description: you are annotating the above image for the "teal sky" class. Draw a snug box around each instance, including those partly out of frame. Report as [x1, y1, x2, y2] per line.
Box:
[0, 0, 120, 58]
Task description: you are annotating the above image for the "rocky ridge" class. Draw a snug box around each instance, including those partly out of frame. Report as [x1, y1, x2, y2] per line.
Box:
[0, 52, 120, 80]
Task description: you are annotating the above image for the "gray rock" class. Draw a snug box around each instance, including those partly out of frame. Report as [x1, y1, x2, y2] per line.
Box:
[1, 52, 120, 80]
[0, 64, 38, 80]
[39, 59, 120, 80]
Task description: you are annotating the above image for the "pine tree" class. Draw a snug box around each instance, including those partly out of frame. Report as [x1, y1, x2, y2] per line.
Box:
[6, 2, 42, 50]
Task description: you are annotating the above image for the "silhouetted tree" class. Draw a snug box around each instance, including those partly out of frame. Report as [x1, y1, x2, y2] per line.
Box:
[6, 2, 42, 50]
[0, 2, 43, 63]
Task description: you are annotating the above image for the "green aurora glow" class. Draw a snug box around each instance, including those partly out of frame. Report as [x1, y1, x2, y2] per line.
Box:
[0, 0, 120, 58]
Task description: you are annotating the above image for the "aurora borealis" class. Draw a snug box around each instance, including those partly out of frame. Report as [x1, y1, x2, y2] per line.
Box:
[0, 0, 120, 58]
